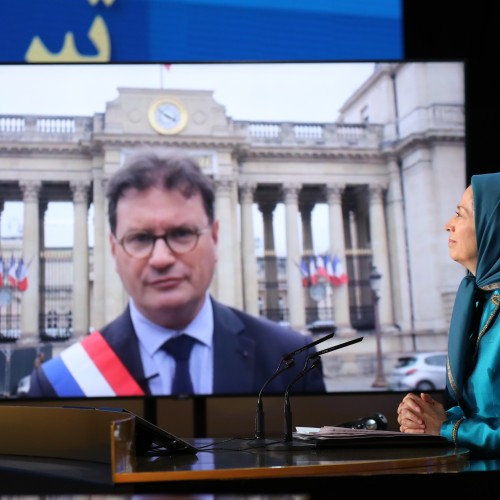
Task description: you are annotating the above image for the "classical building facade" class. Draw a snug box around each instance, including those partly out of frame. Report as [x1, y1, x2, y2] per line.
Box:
[0, 62, 466, 388]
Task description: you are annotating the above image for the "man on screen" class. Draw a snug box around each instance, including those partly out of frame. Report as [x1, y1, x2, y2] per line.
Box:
[28, 147, 326, 398]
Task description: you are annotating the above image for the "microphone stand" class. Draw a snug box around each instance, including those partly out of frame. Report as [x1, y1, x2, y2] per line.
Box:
[254, 357, 295, 440]
[267, 336, 364, 451]
[253, 331, 335, 441]
[283, 358, 322, 441]
[266, 357, 322, 451]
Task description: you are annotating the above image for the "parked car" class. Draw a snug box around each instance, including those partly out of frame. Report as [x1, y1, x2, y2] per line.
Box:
[307, 320, 337, 335]
[387, 351, 447, 391]
[16, 374, 31, 396]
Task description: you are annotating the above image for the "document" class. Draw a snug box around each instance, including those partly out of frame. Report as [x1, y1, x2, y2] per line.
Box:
[294, 426, 450, 448]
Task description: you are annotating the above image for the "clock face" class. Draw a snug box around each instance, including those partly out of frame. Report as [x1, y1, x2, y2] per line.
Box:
[148, 98, 188, 135]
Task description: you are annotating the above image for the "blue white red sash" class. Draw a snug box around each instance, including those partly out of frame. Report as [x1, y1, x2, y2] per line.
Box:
[41, 330, 145, 397]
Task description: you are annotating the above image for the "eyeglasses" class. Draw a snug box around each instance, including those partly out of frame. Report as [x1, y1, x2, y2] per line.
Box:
[116, 226, 211, 259]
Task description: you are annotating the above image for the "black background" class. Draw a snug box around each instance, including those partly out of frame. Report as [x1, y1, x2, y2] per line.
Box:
[403, 1, 498, 179]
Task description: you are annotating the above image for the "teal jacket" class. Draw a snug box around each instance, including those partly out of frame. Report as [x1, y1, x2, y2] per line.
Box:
[444, 172, 500, 458]
[442, 289, 500, 457]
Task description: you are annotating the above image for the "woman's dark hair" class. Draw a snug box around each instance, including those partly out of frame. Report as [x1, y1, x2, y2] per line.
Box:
[106, 147, 215, 234]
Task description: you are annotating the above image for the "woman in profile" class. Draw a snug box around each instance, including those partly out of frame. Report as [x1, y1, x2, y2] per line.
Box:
[397, 172, 500, 458]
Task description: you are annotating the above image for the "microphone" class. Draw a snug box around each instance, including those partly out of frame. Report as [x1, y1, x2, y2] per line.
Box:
[282, 331, 336, 361]
[281, 337, 364, 442]
[309, 336, 364, 361]
[254, 331, 335, 440]
[335, 412, 388, 430]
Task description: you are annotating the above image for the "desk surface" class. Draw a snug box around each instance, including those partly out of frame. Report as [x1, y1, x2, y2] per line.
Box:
[0, 406, 497, 496]
[113, 437, 469, 483]
[4, 440, 500, 497]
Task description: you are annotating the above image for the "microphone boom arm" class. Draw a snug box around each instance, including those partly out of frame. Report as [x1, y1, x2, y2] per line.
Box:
[254, 331, 335, 440]
[282, 336, 364, 442]
[311, 336, 363, 360]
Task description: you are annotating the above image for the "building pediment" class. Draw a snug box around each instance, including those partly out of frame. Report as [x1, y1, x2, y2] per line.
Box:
[104, 88, 236, 138]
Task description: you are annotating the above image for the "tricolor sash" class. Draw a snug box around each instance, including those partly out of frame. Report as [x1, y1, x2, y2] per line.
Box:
[41, 330, 145, 397]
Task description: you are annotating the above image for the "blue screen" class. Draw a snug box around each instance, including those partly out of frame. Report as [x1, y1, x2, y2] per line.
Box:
[0, 0, 403, 63]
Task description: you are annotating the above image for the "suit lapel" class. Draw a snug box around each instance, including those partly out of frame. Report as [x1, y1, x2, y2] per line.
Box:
[212, 299, 257, 393]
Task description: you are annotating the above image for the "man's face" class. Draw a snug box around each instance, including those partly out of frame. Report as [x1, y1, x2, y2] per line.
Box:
[445, 185, 477, 275]
[110, 186, 218, 329]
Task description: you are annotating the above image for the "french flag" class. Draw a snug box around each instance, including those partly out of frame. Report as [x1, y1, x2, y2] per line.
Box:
[16, 257, 28, 292]
[330, 254, 348, 286]
[300, 257, 310, 287]
[40, 331, 145, 397]
[7, 256, 17, 287]
[316, 255, 328, 280]
[309, 256, 318, 286]
[324, 254, 334, 282]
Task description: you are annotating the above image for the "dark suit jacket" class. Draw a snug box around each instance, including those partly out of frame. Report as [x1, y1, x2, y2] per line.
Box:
[28, 298, 327, 397]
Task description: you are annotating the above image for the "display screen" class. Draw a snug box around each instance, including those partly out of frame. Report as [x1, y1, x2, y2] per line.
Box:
[0, 61, 465, 399]
[0, 1, 403, 63]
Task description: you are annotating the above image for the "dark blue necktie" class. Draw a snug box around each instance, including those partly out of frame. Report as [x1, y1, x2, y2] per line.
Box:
[162, 335, 196, 394]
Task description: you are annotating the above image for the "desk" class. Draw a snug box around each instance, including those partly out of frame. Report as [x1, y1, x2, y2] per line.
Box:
[0, 406, 493, 497]
[0, 439, 484, 497]
[114, 438, 469, 483]
[4, 438, 500, 497]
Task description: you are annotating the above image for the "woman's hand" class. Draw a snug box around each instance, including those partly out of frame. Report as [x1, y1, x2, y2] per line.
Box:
[397, 392, 446, 435]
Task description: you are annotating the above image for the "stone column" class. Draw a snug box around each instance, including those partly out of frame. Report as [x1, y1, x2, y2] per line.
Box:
[214, 176, 236, 307]
[283, 183, 306, 331]
[325, 184, 355, 335]
[348, 210, 363, 310]
[103, 184, 128, 325]
[401, 151, 450, 335]
[239, 182, 259, 316]
[258, 201, 279, 320]
[385, 159, 412, 333]
[230, 175, 243, 310]
[38, 200, 48, 335]
[368, 184, 394, 329]
[20, 181, 41, 339]
[91, 171, 106, 331]
[299, 202, 316, 320]
[71, 181, 90, 337]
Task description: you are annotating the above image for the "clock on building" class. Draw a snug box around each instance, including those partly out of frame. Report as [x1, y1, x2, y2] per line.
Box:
[148, 97, 188, 135]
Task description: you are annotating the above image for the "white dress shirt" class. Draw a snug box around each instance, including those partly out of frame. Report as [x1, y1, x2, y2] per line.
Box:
[129, 293, 214, 395]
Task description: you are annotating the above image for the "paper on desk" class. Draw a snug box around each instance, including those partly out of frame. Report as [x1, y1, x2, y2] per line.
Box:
[307, 426, 403, 437]
[293, 426, 451, 447]
[295, 426, 406, 439]
[298, 426, 425, 439]
[296, 427, 321, 434]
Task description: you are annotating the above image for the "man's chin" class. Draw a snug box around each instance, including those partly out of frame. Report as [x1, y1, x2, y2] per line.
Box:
[142, 299, 191, 328]
[151, 293, 188, 310]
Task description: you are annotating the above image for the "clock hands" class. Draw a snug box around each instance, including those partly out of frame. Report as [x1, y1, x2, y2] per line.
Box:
[158, 108, 177, 122]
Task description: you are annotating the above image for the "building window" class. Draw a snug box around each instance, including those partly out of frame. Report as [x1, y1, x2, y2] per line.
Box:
[361, 105, 369, 123]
